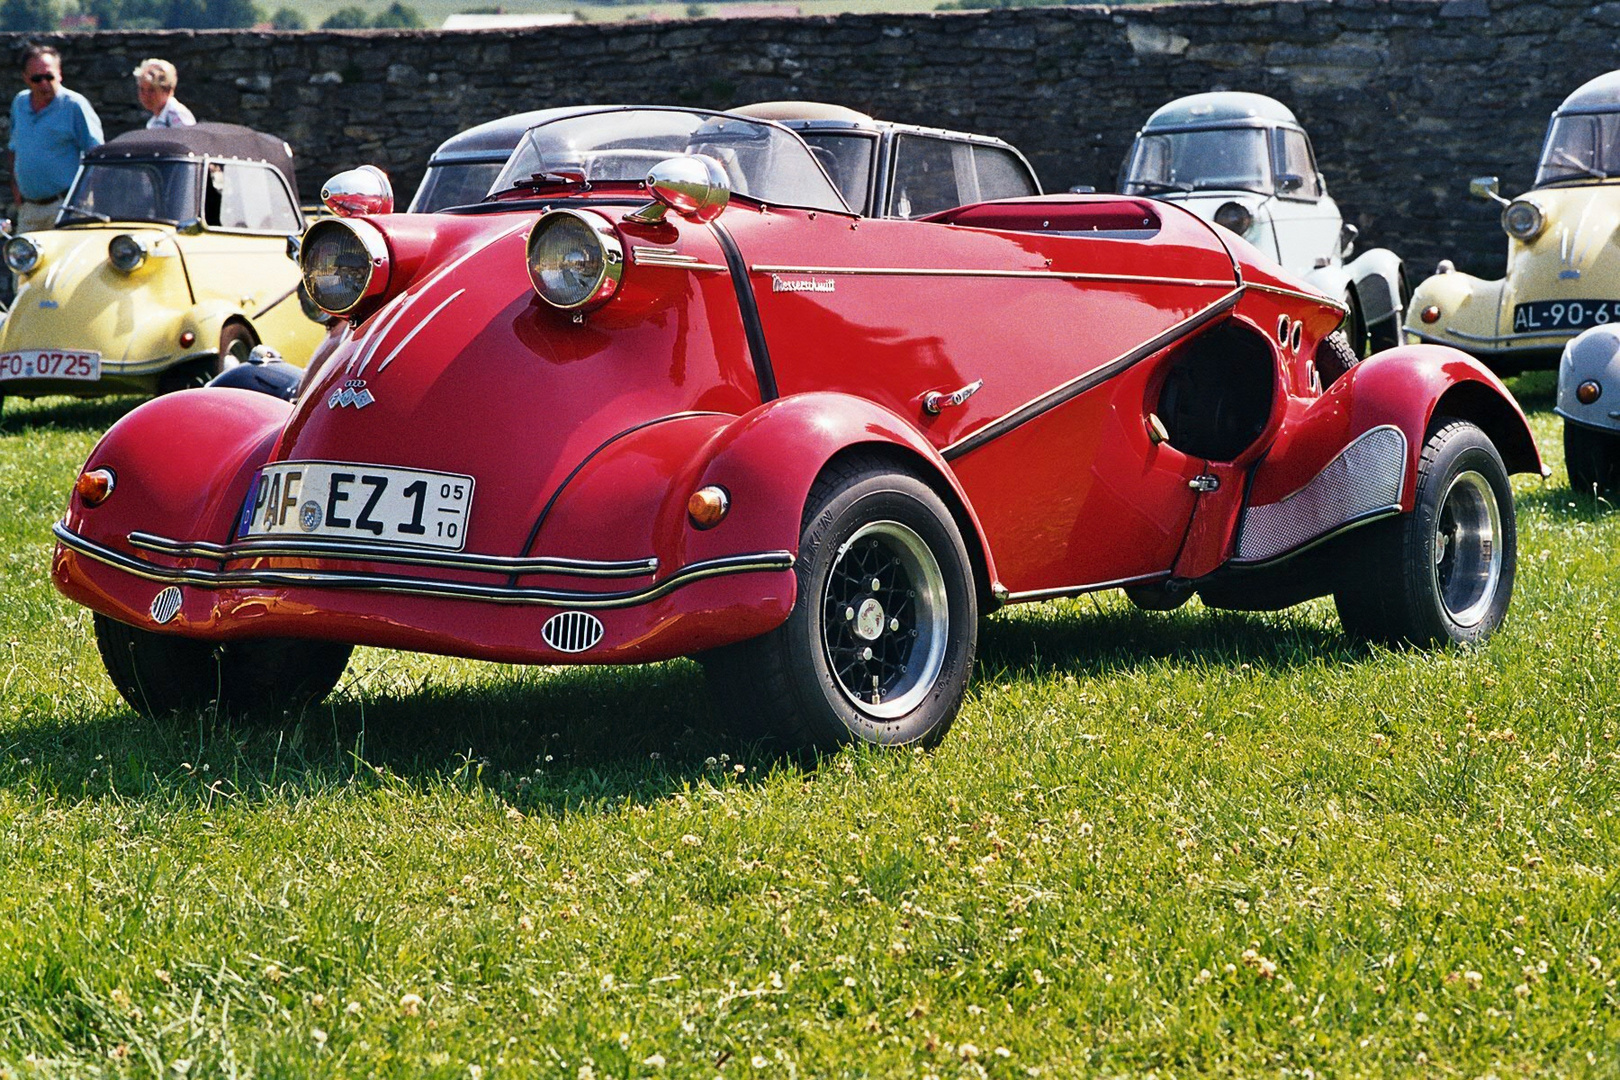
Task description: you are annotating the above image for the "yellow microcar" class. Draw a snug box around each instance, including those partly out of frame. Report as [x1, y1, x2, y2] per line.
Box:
[0, 122, 327, 411]
[1407, 71, 1620, 373]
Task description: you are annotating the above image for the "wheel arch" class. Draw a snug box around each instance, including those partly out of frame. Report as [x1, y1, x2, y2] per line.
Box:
[1432, 379, 1541, 476]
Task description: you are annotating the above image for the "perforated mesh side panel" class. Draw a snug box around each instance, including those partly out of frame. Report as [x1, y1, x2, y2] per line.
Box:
[1235, 425, 1407, 563]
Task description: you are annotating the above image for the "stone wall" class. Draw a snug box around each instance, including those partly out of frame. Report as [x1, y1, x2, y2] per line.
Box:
[5, 0, 1615, 277]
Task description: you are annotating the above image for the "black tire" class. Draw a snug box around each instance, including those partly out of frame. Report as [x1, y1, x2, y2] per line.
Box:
[158, 323, 255, 394]
[1343, 292, 1370, 357]
[1564, 420, 1620, 498]
[1124, 581, 1192, 611]
[94, 613, 351, 720]
[1315, 330, 1360, 388]
[701, 457, 978, 751]
[1334, 420, 1516, 646]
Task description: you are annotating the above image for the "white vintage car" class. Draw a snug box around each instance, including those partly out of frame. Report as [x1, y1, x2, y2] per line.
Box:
[1120, 92, 1407, 355]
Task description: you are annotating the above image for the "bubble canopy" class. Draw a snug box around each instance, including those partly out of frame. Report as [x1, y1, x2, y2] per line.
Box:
[1537, 72, 1620, 186]
[489, 107, 850, 214]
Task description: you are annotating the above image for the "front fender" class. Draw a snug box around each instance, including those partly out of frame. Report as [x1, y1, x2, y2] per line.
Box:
[1404, 268, 1504, 340]
[1343, 247, 1405, 327]
[1557, 325, 1620, 432]
[52, 388, 290, 610]
[1249, 345, 1541, 511]
[532, 393, 999, 596]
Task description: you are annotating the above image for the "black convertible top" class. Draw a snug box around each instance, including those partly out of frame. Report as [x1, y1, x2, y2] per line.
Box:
[84, 122, 296, 190]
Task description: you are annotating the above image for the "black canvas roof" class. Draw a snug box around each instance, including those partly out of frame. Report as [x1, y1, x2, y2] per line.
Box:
[84, 122, 296, 190]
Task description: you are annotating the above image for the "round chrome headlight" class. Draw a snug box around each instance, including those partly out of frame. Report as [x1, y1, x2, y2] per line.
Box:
[4, 234, 41, 274]
[1213, 201, 1254, 237]
[526, 209, 623, 311]
[1502, 199, 1545, 241]
[299, 218, 388, 315]
[108, 233, 149, 273]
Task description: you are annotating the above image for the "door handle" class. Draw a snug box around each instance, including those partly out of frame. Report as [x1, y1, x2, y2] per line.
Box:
[923, 379, 983, 415]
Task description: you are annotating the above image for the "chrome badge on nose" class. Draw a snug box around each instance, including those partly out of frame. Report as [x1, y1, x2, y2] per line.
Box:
[329, 379, 374, 410]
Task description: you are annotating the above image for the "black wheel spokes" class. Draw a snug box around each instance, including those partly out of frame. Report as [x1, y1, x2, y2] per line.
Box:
[824, 535, 918, 705]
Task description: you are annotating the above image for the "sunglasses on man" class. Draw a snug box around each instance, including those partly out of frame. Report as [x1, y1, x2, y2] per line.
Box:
[27, 73, 56, 84]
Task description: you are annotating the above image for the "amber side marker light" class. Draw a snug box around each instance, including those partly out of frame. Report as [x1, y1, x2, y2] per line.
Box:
[1577, 380, 1603, 405]
[1420, 305, 1442, 324]
[687, 486, 730, 530]
[75, 467, 115, 506]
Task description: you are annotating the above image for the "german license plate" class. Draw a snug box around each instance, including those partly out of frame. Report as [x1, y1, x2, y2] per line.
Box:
[1511, 299, 1620, 333]
[0, 349, 99, 381]
[239, 462, 474, 551]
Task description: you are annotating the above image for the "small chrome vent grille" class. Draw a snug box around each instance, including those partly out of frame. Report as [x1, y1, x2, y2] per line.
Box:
[1236, 425, 1407, 563]
[542, 611, 604, 653]
[149, 586, 183, 624]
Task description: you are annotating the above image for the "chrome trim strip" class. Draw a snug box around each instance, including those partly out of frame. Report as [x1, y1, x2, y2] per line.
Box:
[126, 530, 659, 578]
[751, 263, 1234, 289]
[377, 288, 465, 372]
[56, 521, 792, 610]
[1247, 281, 1348, 313]
[1441, 325, 1572, 345]
[632, 246, 727, 272]
[1003, 570, 1167, 604]
[942, 285, 1244, 461]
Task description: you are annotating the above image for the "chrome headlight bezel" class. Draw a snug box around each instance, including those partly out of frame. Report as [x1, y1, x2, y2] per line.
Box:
[526, 209, 624, 312]
[1502, 199, 1545, 242]
[107, 233, 149, 273]
[5, 234, 41, 274]
[1213, 200, 1254, 238]
[299, 218, 390, 316]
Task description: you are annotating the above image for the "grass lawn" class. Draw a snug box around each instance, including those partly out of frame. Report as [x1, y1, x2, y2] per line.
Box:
[0, 372, 1616, 1077]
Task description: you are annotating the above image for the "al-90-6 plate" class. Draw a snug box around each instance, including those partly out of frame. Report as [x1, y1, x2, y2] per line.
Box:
[240, 461, 474, 551]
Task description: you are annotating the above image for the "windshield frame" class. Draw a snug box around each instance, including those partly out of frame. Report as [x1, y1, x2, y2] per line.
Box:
[1534, 110, 1620, 188]
[1120, 123, 1276, 198]
[489, 105, 852, 216]
[59, 156, 202, 227]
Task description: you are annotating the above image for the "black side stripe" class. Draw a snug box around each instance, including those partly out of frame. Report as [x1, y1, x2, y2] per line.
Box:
[710, 219, 778, 402]
[941, 286, 1245, 462]
[509, 411, 730, 587]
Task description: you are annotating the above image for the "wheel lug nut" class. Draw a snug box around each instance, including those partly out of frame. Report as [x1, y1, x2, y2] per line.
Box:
[871, 577, 881, 591]
[845, 606, 855, 621]
[862, 647, 874, 660]
[889, 618, 900, 632]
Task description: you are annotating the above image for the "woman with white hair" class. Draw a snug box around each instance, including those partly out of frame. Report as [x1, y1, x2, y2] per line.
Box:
[132, 58, 194, 129]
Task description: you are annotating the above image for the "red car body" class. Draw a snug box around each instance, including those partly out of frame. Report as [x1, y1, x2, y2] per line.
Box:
[52, 107, 1541, 747]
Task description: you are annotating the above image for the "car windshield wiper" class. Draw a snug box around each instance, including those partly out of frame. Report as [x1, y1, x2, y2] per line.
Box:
[1191, 181, 1271, 196]
[500, 168, 591, 194]
[57, 207, 111, 223]
[1125, 180, 1193, 195]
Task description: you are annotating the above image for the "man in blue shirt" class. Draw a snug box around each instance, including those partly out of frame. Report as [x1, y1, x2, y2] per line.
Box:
[7, 44, 103, 234]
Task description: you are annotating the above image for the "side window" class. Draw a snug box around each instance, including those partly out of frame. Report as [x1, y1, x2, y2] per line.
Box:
[1275, 130, 1321, 200]
[212, 163, 301, 231]
[889, 135, 966, 219]
[796, 133, 877, 215]
[972, 145, 1039, 202]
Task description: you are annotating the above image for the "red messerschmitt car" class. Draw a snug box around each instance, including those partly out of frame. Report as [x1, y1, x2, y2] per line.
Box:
[54, 106, 1542, 749]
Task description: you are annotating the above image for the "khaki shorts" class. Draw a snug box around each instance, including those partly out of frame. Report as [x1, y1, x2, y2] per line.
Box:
[15, 198, 62, 233]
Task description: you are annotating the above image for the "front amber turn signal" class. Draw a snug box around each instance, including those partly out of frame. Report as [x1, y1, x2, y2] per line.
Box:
[1577, 380, 1603, 405]
[687, 485, 730, 530]
[75, 467, 115, 506]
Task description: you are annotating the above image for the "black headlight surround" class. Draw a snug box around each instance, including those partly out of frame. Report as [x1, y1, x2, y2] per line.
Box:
[526, 209, 624, 312]
[299, 218, 390, 316]
[1213, 201, 1254, 238]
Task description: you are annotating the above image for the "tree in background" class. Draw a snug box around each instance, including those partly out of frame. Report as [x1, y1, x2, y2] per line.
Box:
[371, 2, 422, 28]
[320, 5, 368, 27]
[0, 0, 58, 31]
[268, 5, 304, 28]
[196, 0, 260, 26]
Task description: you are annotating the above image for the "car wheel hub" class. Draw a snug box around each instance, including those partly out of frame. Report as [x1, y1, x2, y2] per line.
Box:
[1432, 469, 1502, 628]
[822, 520, 948, 719]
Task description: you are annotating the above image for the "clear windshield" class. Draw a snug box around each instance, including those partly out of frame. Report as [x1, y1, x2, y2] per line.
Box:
[1536, 113, 1620, 185]
[409, 161, 507, 212]
[62, 161, 198, 225]
[796, 132, 877, 214]
[491, 108, 848, 213]
[1121, 128, 1271, 196]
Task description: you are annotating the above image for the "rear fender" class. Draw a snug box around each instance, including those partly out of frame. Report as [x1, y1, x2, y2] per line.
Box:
[534, 393, 999, 596]
[60, 387, 289, 553]
[1234, 345, 1540, 565]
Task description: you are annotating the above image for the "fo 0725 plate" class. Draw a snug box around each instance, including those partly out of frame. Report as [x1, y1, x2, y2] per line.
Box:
[239, 462, 474, 551]
[1511, 299, 1620, 334]
[0, 349, 100, 382]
